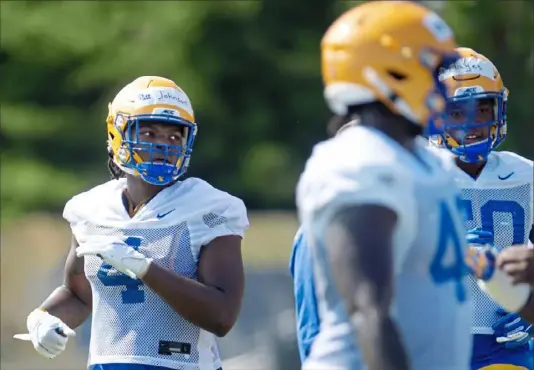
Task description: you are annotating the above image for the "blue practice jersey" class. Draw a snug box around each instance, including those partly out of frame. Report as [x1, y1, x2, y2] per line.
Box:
[289, 228, 320, 362]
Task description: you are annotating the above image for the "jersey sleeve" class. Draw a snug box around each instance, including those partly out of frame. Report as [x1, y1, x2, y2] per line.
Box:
[191, 196, 249, 249]
[297, 162, 416, 233]
[62, 194, 82, 225]
[62, 193, 90, 244]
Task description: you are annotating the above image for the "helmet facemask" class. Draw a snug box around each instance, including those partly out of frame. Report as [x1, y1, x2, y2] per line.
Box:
[433, 90, 507, 163]
[429, 51, 508, 162]
[113, 113, 197, 186]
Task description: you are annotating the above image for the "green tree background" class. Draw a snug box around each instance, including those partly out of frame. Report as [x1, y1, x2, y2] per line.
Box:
[1, 0, 533, 220]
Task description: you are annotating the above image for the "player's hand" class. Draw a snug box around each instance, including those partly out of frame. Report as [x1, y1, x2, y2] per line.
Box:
[465, 247, 496, 281]
[466, 228, 493, 247]
[464, 228, 496, 280]
[492, 308, 533, 349]
[496, 246, 534, 285]
[75, 236, 152, 279]
[14, 308, 76, 359]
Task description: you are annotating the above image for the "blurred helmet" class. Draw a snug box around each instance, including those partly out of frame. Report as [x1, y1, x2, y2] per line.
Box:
[430, 47, 508, 163]
[321, 1, 460, 136]
[107, 76, 197, 185]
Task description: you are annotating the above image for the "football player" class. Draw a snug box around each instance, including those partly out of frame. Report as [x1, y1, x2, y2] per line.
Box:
[295, 2, 471, 370]
[14, 76, 249, 370]
[431, 47, 534, 370]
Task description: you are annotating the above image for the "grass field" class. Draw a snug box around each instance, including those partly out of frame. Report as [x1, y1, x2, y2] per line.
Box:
[245, 211, 300, 267]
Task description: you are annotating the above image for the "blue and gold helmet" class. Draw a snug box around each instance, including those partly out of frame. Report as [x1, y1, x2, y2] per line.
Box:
[106, 76, 197, 185]
[321, 1, 460, 136]
[430, 47, 508, 163]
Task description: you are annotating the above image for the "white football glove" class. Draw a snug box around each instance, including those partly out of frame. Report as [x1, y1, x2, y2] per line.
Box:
[14, 308, 76, 359]
[76, 236, 152, 279]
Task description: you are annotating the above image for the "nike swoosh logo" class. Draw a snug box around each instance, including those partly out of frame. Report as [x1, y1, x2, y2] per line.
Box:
[157, 209, 175, 219]
[498, 172, 514, 180]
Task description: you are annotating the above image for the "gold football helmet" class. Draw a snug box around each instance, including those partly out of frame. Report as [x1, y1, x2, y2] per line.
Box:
[322, 1, 460, 135]
[106, 76, 197, 185]
[432, 47, 508, 163]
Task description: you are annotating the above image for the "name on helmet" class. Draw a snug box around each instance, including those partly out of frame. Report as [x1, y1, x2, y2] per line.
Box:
[439, 58, 495, 81]
[134, 87, 193, 112]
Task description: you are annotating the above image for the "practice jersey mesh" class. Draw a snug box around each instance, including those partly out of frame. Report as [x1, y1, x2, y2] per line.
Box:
[63, 178, 248, 370]
[84, 220, 221, 370]
[464, 183, 533, 334]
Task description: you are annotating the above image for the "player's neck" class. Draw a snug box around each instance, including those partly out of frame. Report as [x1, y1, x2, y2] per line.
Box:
[353, 102, 419, 152]
[124, 175, 167, 208]
[378, 123, 417, 151]
[455, 158, 486, 180]
[360, 117, 417, 151]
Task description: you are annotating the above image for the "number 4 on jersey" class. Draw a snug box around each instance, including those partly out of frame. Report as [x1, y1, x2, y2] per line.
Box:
[97, 236, 145, 304]
[430, 199, 467, 303]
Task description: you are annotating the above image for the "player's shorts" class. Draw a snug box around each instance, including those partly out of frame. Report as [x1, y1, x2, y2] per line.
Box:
[471, 334, 533, 370]
[90, 364, 223, 370]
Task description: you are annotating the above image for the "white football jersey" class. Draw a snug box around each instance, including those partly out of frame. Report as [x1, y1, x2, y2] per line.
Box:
[63, 178, 249, 370]
[297, 126, 472, 370]
[453, 150, 533, 334]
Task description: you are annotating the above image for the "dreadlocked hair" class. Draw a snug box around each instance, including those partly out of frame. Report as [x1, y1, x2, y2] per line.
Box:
[327, 102, 422, 138]
[107, 146, 125, 180]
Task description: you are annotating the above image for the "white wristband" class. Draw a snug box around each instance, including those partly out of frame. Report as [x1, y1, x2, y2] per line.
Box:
[477, 268, 532, 312]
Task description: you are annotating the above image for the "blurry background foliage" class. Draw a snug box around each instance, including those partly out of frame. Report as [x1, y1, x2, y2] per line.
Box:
[1, 0, 533, 221]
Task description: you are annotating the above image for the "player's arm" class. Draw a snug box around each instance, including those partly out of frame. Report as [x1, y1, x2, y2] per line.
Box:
[517, 295, 534, 323]
[17, 234, 91, 359]
[141, 235, 244, 337]
[477, 265, 534, 324]
[39, 234, 92, 329]
[325, 204, 410, 370]
[470, 246, 534, 323]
